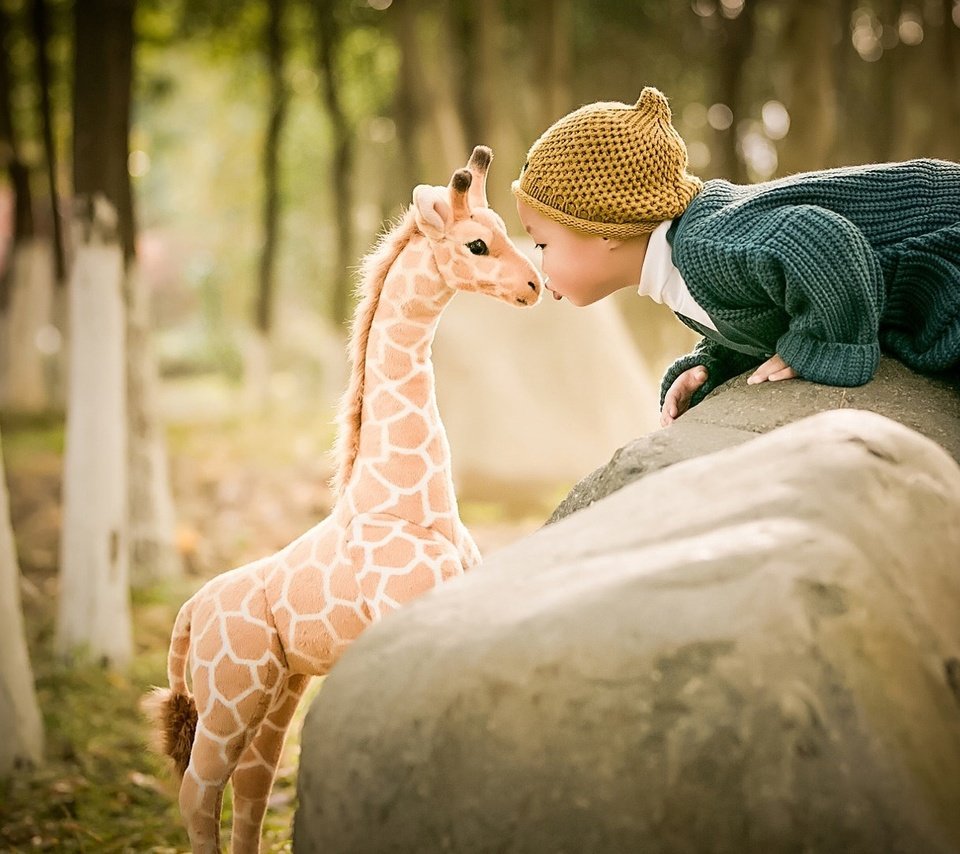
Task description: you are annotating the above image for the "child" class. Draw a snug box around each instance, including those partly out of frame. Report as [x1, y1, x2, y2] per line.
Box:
[512, 87, 960, 426]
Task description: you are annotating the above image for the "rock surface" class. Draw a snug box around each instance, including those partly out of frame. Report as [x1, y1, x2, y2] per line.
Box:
[550, 357, 960, 523]
[295, 410, 960, 854]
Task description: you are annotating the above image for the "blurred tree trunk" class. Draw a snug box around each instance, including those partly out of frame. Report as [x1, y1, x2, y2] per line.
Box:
[832, 0, 856, 163]
[778, 0, 839, 173]
[57, 0, 177, 590]
[390, 1, 468, 188]
[247, 0, 287, 410]
[58, 0, 134, 666]
[0, 5, 34, 255]
[30, 0, 68, 411]
[860, 0, 899, 163]
[426, 2, 468, 171]
[31, 0, 66, 284]
[391, 0, 423, 202]
[891, 1, 960, 160]
[472, 0, 513, 213]
[530, 0, 572, 133]
[0, 427, 44, 777]
[946, 0, 960, 112]
[0, 3, 53, 414]
[127, 260, 182, 589]
[314, 0, 355, 328]
[711, 1, 756, 182]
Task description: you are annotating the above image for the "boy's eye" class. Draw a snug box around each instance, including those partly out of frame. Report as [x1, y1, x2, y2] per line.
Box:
[466, 239, 489, 256]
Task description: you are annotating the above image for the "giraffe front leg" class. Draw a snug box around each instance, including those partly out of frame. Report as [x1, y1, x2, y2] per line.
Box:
[230, 674, 311, 854]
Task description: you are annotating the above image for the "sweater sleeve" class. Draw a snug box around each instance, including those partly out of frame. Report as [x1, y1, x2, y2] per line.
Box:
[659, 337, 764, 409]
[760, 205, 883, 386]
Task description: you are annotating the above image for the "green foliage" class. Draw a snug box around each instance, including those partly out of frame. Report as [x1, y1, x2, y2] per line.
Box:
[337, 20, 399, 122]
[0, 412, 65, 458]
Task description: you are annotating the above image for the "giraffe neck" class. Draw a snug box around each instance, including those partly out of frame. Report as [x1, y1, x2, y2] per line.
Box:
[344, 235, 460, 539]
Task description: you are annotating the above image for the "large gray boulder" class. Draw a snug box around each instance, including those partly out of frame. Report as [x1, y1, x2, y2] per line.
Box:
[295, 410, 960, 854]
[551, 357, 960, 523]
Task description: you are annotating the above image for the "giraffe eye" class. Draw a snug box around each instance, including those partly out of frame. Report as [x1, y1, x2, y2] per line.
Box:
[466, 239, 489, 256]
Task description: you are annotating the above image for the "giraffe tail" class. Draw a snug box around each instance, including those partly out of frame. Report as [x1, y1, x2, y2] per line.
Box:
[140, 595, 198, 779]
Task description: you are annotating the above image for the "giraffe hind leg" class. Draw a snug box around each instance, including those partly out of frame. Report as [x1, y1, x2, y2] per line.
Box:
[180, 681, 279, 853]
[178, 727, 235, 854]
[229, 674, 311, 854]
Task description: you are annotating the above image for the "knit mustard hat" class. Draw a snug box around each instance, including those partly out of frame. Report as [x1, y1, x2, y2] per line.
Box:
[512, 87, 703, 238]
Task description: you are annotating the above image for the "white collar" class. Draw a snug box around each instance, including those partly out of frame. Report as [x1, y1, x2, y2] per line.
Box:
[637, 220, 716, 330]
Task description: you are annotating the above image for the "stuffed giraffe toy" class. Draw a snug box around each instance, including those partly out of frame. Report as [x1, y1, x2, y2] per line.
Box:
[143, 146, 542, 853]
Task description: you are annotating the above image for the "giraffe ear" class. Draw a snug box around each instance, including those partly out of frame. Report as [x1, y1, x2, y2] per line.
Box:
[412, 184, 453, 240]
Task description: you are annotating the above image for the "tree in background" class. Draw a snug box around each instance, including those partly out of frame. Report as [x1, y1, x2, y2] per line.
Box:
[530, 0, 573, 136]
[0, 424, 44, 778]
[887, 0, 960, 160]
[57, 0, 136, 665]
[778, 0, 840, 174]
[30, 0, 66, 285]
[29, 0, 69, 410]
[125, 10, 184, 590]
[246, 0, 288, 409]
[390, 0, 467, 188]
[314, 0, 356, 327]
[468, 1, 510, 210]
[126, 253, 182, 586]
[390, 0, 425, 196]
[709, 0, 756, 182]
[0, 3, 55, 414]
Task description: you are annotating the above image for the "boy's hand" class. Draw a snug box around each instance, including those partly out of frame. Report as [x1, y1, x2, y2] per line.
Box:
[747, 354, 797, 385]
[660, 366, 708, 427]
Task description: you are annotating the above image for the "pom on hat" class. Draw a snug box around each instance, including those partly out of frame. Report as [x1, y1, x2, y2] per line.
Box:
[635, 86, 672, 122]
[512, 86, 702, 238]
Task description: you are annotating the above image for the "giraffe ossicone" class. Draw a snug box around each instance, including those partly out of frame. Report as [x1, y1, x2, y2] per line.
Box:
[143, 146, 542, 853]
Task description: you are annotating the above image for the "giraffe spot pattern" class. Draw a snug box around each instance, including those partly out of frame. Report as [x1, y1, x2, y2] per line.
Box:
[387, 411, 431, 449]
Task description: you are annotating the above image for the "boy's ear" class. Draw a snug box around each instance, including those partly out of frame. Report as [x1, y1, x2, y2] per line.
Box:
[412, 184, 453, 239]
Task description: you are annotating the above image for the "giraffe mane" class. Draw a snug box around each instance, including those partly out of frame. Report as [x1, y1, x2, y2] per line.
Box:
[331, 206, 420, 497]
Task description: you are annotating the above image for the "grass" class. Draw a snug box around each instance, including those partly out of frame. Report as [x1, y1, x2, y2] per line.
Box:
[1, 573, 193, 852]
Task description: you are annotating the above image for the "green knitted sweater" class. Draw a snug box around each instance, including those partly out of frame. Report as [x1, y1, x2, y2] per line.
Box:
[660, 158, 960, 409]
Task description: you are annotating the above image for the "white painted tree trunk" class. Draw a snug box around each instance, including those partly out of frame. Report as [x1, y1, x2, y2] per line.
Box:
[1, 238, 56, 412]
[0, 429, 44, 777]
[126, 263, 181, 587]
[57, 202, 132, 666]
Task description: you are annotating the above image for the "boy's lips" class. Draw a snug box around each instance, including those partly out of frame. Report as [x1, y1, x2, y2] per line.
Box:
[546, 284, 563, 301]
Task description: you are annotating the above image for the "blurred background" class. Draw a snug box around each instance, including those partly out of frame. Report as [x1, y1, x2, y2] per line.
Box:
[3, 0, 960, 540]
[0, 1, 958, 848]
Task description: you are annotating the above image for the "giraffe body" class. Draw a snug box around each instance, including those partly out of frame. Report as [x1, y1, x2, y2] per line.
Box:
[144, 148, 541, 853]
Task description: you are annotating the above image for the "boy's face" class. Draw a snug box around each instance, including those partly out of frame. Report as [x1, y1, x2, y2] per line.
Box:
[516, 200, 636, 307]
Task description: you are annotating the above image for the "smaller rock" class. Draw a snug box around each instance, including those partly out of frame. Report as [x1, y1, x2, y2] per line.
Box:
[552, 357, 960, 523]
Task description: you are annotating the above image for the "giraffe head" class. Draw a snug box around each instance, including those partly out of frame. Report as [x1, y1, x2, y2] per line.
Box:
[412, 146, 543, 307]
